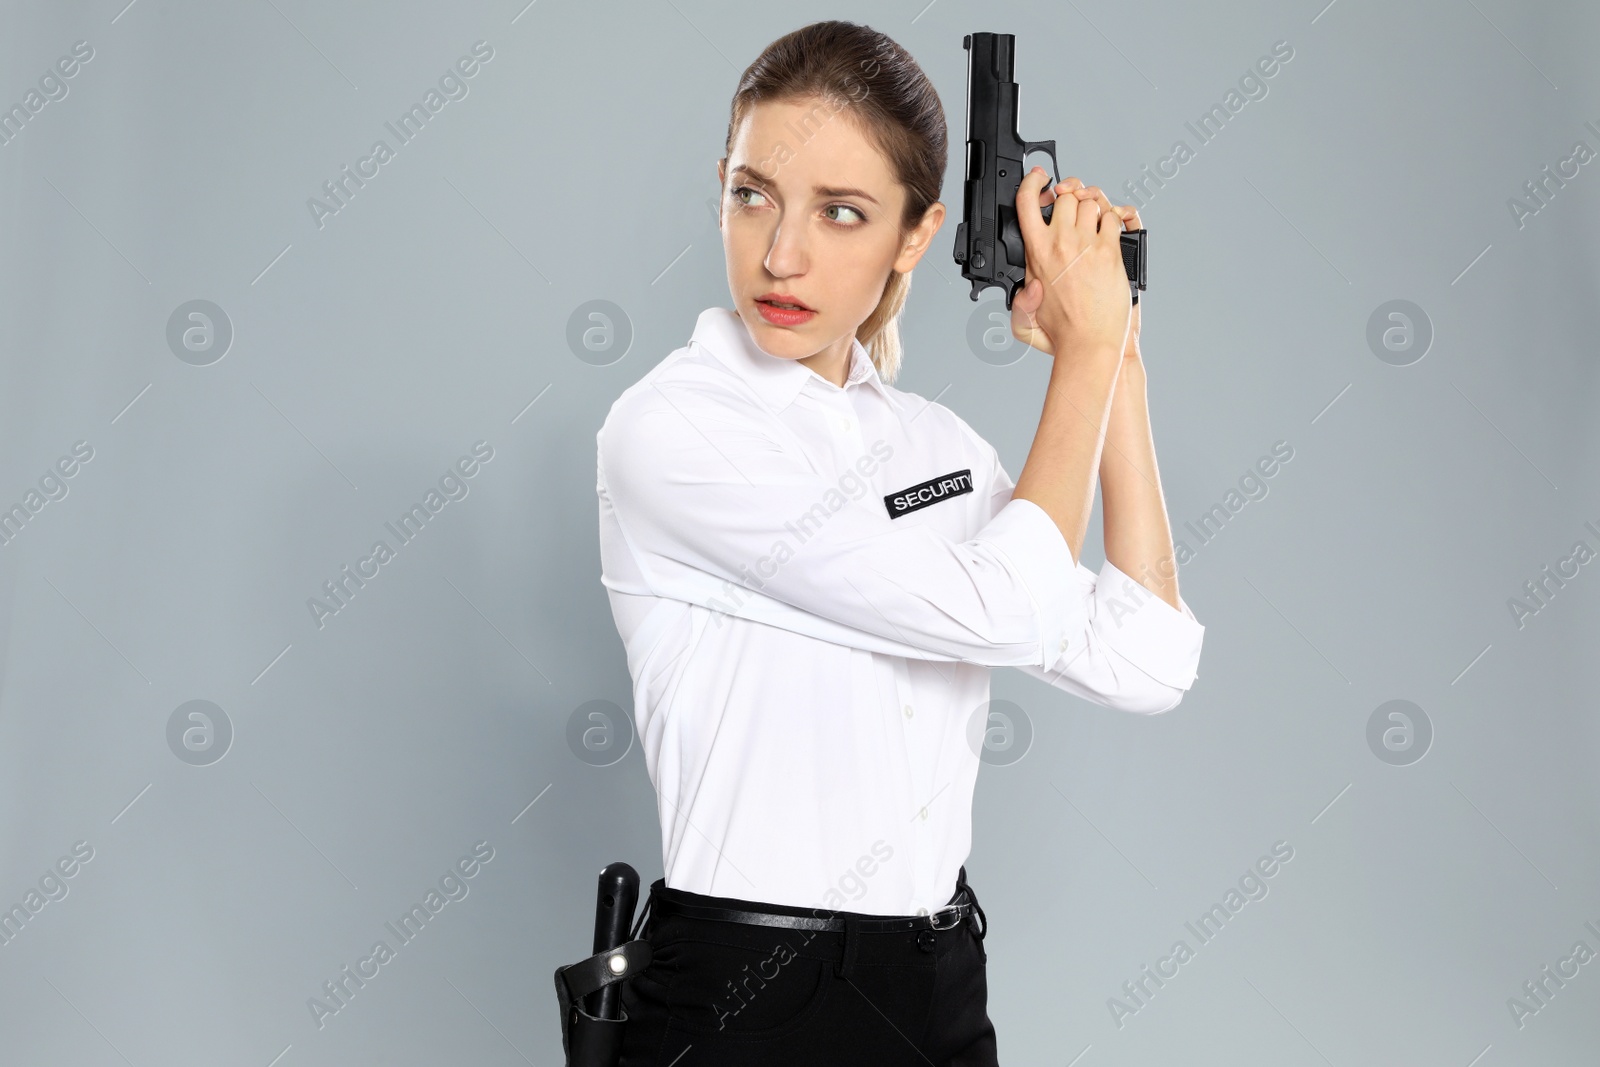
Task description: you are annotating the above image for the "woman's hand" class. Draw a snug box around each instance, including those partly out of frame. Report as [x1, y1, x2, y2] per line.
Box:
[1010, 173, 1140, 362]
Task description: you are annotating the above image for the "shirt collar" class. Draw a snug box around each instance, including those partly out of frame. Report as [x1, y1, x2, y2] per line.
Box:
[690, 306, 889, 412]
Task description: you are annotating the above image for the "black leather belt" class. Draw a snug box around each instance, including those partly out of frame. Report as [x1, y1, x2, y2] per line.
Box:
[647, 873, 985, 936]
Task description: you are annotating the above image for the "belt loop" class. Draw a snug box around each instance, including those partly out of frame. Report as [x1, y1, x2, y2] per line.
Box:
[834, 913, 860, 979]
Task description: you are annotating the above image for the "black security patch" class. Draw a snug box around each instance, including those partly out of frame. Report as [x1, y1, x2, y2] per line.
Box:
[884, 469, 973, 518]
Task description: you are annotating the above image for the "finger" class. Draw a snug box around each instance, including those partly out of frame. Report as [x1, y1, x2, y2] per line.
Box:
[1069, 188, 1119, 249]
[1043, 178, 1083, 210]
[1049, 177, 1082, 210]
[1043, 176, 1083, 210]
[1097, 196, 1123, 250]
[1085, 193, 1141, 231]
[1073, 186, 1104, 241]
[1074, 186, 1121, 230]
[1075, 185, 1113, 220]
[1013, 166, 1053, 258]
[1010, 279, 1052, 352]
[1012, 274, 1042, 314]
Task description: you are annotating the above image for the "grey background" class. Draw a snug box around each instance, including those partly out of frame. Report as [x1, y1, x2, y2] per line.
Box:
[2, 0, 1597, 1064]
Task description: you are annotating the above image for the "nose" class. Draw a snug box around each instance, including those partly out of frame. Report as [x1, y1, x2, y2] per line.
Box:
[763, 215, 807, 278]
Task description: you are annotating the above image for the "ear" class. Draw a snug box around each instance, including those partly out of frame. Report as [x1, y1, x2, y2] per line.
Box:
[892, 201, 947, 273]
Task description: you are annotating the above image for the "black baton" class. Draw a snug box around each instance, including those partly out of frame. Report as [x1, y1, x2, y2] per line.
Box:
[585, 862, 639, 1021]
[552, 861, 652, 1067]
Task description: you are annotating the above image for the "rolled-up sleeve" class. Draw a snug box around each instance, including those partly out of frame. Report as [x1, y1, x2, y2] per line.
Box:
[598, 378, 1083, 668]
[976, 436, 1205, 714]
[1010, 556, 1204, 714]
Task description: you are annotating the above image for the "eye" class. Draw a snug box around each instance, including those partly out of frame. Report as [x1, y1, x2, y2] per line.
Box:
[825, 203, 867, 226]
[731, 185, 767, 208]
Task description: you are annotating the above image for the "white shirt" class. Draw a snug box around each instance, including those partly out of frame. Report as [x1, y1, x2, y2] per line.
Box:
[596, 306, 1204, 917]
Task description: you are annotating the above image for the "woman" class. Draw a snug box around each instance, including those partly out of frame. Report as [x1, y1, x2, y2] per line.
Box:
[595, 20, 1204, 1066]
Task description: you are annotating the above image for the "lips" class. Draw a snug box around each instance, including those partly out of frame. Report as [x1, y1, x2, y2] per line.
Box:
[756, 293, 813, 311]
[754, 297, 817, 327]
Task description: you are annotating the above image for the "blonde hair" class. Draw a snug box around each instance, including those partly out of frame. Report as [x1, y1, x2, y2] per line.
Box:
[722, 21, 947, 385]
[854, 269, 912, 382]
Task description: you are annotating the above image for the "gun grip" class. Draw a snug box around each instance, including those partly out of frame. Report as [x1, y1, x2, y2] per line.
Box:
[1121, 229, 1146, 305]
[1001, 226, 1148, 311]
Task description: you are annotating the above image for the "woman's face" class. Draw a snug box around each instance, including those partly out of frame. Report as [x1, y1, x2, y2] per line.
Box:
[717, 94, 945, 369]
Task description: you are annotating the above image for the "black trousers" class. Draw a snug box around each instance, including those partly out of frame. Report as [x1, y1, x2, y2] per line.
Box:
[617, 868, 999, 1066]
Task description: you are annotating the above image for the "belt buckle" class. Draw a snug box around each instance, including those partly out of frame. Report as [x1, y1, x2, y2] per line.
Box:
[928, 904, 964, 931]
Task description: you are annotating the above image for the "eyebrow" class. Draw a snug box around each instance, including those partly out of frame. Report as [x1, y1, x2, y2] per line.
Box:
[729, 164, 881, 207]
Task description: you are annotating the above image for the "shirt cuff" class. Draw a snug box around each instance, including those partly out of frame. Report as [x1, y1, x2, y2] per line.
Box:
[971, 497, 1081, 670]
[1090, 557, 1205, 689]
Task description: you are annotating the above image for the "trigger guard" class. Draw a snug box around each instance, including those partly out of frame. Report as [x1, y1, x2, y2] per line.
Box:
[1022, 139, 1060, 190]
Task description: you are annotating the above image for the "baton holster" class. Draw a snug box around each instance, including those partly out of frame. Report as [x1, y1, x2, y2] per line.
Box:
[553, 862, 653, 1067]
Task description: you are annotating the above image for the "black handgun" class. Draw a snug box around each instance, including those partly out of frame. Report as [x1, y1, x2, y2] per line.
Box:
[952, 32, 1147, 311]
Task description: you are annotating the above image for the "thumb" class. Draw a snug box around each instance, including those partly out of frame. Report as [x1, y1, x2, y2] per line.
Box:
[1012, 276, 1043, 316]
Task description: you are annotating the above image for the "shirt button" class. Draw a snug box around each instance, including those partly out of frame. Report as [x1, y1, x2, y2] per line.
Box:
[915, 907, 929, 917]
[919, 807, 928, 821]
[903, 704, 914, 720]
[1059, 637, 1069, 652]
